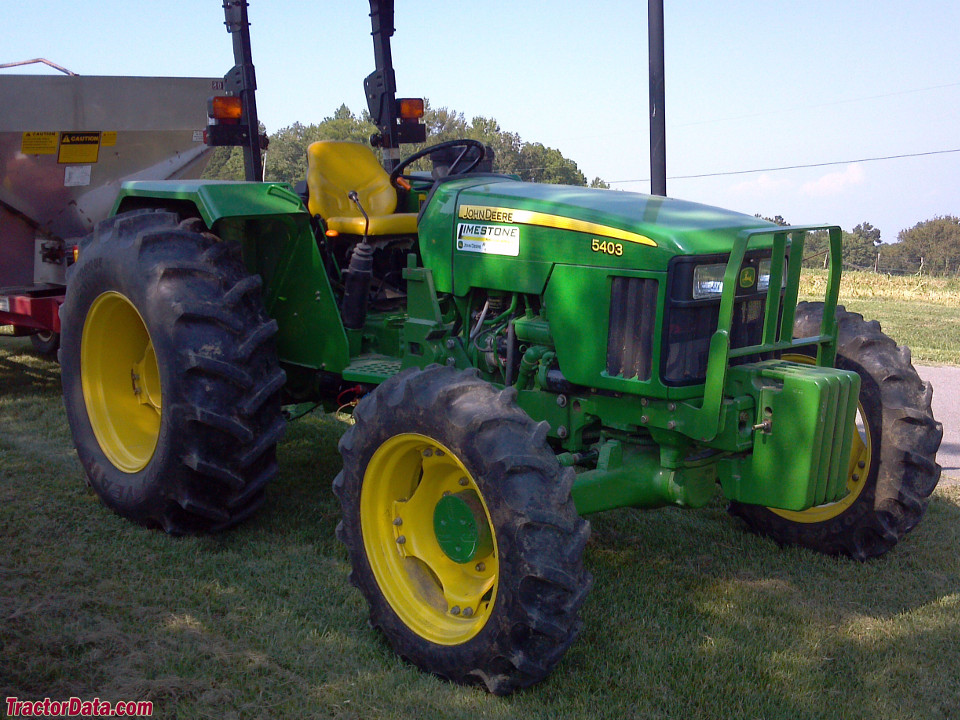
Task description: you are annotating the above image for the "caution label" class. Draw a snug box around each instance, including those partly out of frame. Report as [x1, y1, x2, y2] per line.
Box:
[21, 132, 58, 155]
[456, 223, 520, 257]
[58, 131, 101, 164]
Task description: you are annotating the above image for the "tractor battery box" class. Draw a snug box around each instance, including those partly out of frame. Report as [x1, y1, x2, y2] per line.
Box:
[723, 360, 861, 511]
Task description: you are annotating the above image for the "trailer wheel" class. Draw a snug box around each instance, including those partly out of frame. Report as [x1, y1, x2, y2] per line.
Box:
[729, 302, 942, 560]
[334, 365, 591, 694]
[30, 331, 60, 358]
[60, 210, 285, 533]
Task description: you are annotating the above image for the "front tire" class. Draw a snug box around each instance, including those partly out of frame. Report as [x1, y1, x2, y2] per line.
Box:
[334, 366, 591, 694]
[729, 302, 942, 560]
[60, 210, 286, 533]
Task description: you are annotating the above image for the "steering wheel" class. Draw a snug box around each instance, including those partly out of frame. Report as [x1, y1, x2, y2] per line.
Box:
[389, 139, 486, 190]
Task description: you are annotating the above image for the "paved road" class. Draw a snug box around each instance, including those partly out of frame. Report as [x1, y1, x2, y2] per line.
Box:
[916, 365, 959, 484]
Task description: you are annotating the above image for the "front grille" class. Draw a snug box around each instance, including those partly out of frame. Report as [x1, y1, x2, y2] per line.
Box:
[661, 250, 786, 386]
[606, 277, 658, 380]
[662, 298, 775, 384]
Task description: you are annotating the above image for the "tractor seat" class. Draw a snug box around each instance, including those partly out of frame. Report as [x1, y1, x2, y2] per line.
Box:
[306, 141, 418, 236]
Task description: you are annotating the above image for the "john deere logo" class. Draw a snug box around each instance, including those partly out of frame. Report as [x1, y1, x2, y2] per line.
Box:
[739, 267, 757, 288]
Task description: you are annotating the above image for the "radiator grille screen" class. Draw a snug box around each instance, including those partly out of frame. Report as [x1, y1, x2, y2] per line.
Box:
[606, 277, 658, 380]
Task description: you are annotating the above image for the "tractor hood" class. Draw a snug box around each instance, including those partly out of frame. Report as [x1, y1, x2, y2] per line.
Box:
[417, 175, 777, 295]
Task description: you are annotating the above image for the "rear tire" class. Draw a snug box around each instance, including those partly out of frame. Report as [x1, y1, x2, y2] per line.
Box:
[334, 365, 591, 694]
[729, 302, 942, 560]
[60, 210, 286, 533]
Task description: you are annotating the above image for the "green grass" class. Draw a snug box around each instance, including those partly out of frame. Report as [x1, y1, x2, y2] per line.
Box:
[800, 269, 960, 365]
[2, 335, 960, 719]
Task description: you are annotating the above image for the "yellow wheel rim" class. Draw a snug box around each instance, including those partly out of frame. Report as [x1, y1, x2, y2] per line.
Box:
[360, 433, 498, 645]
[81, 291, 162, 473]
[770, 353, 871, 523]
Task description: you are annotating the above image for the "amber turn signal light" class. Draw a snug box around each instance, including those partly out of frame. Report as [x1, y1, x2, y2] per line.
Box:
[210, 96, 243, 121]
[398, 98, 424, 120]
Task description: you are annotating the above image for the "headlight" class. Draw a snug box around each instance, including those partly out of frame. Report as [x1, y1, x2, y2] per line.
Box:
[694, 258, 786, 298]
[692, 263, 726, 299]
[758, 258, 787, 291]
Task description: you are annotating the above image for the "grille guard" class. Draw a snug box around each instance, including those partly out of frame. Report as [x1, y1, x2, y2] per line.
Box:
[687, 225, 844, 442]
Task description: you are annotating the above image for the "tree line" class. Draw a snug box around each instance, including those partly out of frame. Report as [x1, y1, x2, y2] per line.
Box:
[202, 102, 609, 189]
[757, 216, 960, 277]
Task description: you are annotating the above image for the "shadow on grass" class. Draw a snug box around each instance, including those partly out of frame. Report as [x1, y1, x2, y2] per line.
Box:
[3, 335, 958, 719]
[0, 336, 61, 397]
[573, 489, 960, 719]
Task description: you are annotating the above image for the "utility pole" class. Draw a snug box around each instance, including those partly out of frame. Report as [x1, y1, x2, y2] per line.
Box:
[648, 0, 667, 197]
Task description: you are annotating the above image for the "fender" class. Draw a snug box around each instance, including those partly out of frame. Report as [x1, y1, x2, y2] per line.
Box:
[113, 180, 350, 376]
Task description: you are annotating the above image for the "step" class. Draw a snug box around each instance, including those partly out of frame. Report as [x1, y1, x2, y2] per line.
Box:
[341, 354, 403, 384]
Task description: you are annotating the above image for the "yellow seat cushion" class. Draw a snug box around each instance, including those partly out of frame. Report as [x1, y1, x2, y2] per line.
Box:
[306, 140, 417, 236]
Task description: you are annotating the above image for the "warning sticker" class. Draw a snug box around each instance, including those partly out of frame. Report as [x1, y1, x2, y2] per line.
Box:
[21, 132, 58, 155]
[58, 131, 101, 164]
[456, 223, 520, 257]
[101, 131, 117, 147]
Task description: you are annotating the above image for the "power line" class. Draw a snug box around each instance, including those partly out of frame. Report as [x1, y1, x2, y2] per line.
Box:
[607, 148, 960, 185]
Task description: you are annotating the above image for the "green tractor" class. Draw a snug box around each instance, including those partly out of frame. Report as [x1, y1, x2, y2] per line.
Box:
[59, 1, 941, 695]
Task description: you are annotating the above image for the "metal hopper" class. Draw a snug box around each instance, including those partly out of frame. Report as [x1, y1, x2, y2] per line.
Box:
[0, 72, 220, 348]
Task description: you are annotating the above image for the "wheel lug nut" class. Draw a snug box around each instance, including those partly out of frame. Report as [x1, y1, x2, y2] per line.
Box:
[422, 448, 433, 457]
[396, 535, 406, 544]
[475, 562, 485, 572]
[393, 517, 402, 526]
[450, 606, 461, 615]
[458, 477, 469, 487]
[852, 474, 860, 482]
[462, 607, 474, 618]
[858, 460, 866, 469]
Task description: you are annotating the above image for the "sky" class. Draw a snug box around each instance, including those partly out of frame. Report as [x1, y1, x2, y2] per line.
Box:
[4, 1, 958, 241]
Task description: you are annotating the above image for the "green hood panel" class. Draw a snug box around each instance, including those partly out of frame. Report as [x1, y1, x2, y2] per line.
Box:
[418, 177, 778, 294]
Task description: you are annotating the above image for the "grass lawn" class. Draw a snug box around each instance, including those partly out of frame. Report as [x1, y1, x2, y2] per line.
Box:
[2, 278, 959, 719]
[800, 270, 960, 365]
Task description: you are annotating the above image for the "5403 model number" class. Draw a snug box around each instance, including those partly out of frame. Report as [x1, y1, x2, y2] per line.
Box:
[591, 239, 623, 256]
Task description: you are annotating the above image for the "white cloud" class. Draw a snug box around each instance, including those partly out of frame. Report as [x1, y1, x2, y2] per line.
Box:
[801, 163, 865, 197]
[730, 173, 792, 197]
